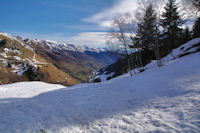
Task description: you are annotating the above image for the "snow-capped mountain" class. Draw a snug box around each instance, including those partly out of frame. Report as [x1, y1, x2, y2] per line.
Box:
[25, 38, 107, 53]
[0, 32, 119, 85]
[24, 37, 119, 83]
[0, 32, 81, 86]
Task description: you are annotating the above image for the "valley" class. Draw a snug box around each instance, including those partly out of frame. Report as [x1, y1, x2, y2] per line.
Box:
[0, 32, 119, 86]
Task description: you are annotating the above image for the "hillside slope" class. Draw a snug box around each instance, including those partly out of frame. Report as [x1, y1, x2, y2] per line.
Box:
[0, 52, 199, 132]
[0, 32, 80, 86]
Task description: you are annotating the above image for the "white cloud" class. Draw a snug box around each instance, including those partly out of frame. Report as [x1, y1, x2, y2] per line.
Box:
[66, 32, 108, 48]
[83, 0, 189, 28]
[84, 0, 139, 28]
[53, 24, 107, 31]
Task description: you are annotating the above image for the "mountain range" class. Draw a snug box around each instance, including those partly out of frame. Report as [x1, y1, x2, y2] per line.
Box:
[0, 32, 119, 86]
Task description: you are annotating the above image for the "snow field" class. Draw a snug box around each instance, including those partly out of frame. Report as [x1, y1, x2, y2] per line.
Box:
[0, 52, 199, 132]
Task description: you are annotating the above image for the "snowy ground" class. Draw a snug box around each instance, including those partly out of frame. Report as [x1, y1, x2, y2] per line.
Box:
[0, 53, 200, 133]
[0, 82, 65, 99]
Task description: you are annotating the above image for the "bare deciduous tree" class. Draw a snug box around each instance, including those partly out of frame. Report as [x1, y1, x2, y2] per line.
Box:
[107, 13, 139, 76]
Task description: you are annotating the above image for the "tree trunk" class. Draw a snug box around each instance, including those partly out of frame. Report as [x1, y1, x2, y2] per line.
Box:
[124, 45, 133, 76]
[138, 49, 144, 71]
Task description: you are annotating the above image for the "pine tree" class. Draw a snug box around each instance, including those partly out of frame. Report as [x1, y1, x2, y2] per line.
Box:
[136, 4, 158, 51]
[183, 27, 192, 41]
[192, 17, 200, 38]
[161, 0, 184, 51]
[135, 4, 161, 66]
[179, 27, 192, 44]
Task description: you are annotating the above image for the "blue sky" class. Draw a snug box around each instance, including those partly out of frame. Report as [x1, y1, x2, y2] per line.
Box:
[0, 0, 192, 48]
[0, 0, 112, 34]
[0, 0, 142, 47]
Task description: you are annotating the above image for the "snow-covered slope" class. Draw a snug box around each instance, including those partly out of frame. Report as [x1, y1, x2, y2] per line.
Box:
[162, 38, 200, 63]
[0, 52, 200, 132]
[92, 38, 200, 82]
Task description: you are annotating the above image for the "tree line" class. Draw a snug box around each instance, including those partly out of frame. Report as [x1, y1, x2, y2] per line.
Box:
[107, 0, 200, 76]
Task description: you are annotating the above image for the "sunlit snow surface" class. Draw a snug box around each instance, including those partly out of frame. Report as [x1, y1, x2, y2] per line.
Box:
[0, 53, 200, 132]
[0, 82, 65, 99]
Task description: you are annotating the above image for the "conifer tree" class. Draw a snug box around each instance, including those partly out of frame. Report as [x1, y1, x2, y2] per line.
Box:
[135, 3, 161, 66]
[183, 27, 192, 41]
[179, 27, 192, 44]
[192, 17, 200, 38]
[161, 0, 184, 51]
